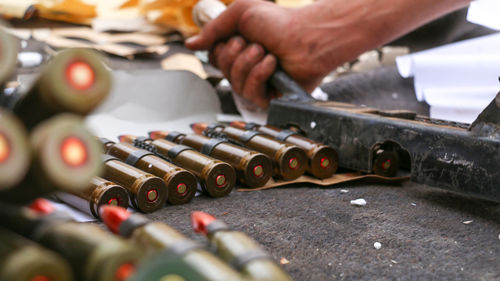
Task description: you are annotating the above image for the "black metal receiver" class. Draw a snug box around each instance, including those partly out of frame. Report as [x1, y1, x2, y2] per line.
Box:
[267, 92, 500, 202]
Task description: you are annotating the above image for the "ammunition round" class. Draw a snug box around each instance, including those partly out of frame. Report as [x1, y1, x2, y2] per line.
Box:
[12, 49, 111, 129]
[0, 229, 73, 281]
[100, 208, 245, 281]
[242, 124, 338, 179]
[38, 222, 142, 281]
[372, 149, 400, 177]
[177, 134, 272, 188]
[0, 109, 30, 190]
[103, 157, 167, 213]
[152, 139, 236, 198]
[222, 126, 308, 180]
[105, 142, 197, 205]
[0, 29, 18, 85]
[29, 114, 103, 193]
[55, 176, 129, 218]
[192, 212, 293, 281]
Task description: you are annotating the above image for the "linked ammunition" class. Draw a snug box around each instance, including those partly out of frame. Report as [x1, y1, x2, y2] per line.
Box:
[230, 122, 338, 179]
[1, 48, 111, 129]
[102, 154, 167, 213]
[0, 28, 18, 85]
[0, 228, 73, 281]
[372, 148, 400, 177]
[0, 114, 103, 203]
[0, 200, 142, 281]
[192, 211, 293, 281]
[55, 176, 129, 218]
[150, 131, 272, 188]
[101, 138, 197, 205]
[101, 206, 246, 281]
[192, 123, 307, 181]
[0, 109, 30, 190]
[121, 135, 236, 198]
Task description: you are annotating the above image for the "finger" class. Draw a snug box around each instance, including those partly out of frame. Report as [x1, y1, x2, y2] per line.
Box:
[229, 44, 264, 94]
[209, 42, 225, 68]
[217, 36, 246, 79]
[185, 0, 252, 50]
[241, 54, 277, 108]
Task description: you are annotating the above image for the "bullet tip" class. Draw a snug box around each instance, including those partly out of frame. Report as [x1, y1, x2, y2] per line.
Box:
[191, 211, 216, 235]
[148, 131, 168, 140]
[229, 121, 246, 129]
[29, 198, 56, 215]
[100, 205, 131, 234]
[118, 135, 136, 144]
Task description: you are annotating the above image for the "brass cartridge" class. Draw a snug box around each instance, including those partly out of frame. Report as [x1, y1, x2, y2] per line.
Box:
[55, 176, 129, 218]
[231, 122, 338, 179]
[101, 138, 197, 205]
[4, 49, 111, 129]
[0, 202, 142, 281]
[101, 206, 246, 281]
[122, 135, 236, 198]
[150, 131, 272, 188]
[0, 109, 30, 190]
[102, 155, 167, 213]
[372, 148, 400, 177]
[192, 211, 293, 281]
[193, 123, 307, 181]
[1, 114, 103, 203]
[0, 28, 18, 85]
[0, 228, 73, 281]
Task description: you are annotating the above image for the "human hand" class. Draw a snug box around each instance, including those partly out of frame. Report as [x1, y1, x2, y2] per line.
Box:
[186, 0, 328, 108]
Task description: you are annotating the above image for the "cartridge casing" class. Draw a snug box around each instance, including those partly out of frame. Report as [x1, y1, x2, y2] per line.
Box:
[104, 140, 197, 205]
[102, 156, 167, 213]
[0, 29, 18, 85]
[6, 49, 111, 129]
[122, 216, 245, 281]
[168, 133, 272, 188]
[55, 176, 129, 218]
[0, 228, 73, 281]
[151, 139, 236, 198]
[216, 126, 307, 180]
[0, 109, 30, 190]
[208, 229, 293, 281]
[251, 125, 338, 179]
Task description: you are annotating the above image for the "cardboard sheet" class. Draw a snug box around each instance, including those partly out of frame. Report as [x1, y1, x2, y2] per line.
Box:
[239, 172, 409, 191]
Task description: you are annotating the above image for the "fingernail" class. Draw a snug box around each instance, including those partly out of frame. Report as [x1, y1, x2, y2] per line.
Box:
[185, 35, 200, 45]
[250, 45, 263, 57]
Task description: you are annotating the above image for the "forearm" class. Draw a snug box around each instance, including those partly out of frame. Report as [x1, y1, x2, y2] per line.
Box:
[290, 0, 472, 74]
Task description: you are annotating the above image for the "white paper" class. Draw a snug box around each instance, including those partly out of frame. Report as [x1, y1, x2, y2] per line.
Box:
[396, 33, 500, 123]
[87, 70, 222, 140]
[467, 0, 500, 30]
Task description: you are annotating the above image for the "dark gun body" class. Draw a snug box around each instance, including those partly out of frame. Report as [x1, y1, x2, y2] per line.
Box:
[267, 94, 500, 202]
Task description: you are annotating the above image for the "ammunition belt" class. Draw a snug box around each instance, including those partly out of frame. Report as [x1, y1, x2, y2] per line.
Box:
[201, 138, 227, 156]
[165, 131, 186, 142]
[99, 137, 114, 146]
[168, 145, 194, 159]
[230, 249, 272, 270]
[118, 213, 150, 237]
[206, 220, 230, 235]
[168, 239, 204, 256]
[239, 130, 262, 143]
[125, 149, 155, 166]
[102, 154, 120, 163]
[244, 122, 259, 130]
[275, 129, 298, 141]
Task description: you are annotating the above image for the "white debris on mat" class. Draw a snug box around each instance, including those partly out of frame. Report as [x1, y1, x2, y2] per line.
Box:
[463, 220, 473, 224]
[350, 198, 367, 206]
[374, 242, 382, 250]
[390, 260, 398, 264]
[280, 257, 290, 265]
[411, 203, 417, 206]
[340, 189, 349, 193]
